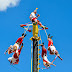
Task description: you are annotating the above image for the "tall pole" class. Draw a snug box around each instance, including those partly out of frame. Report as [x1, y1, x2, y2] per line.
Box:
[30, 22, 41, 72]
[20, 20, 48, 72]
[33, 39, 38, 72]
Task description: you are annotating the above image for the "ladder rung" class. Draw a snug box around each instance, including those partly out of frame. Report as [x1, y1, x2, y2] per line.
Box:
[38, 54, 40, 55]
[38, 63, 40, 65]
[38, 68, 40, 70]
[38, 58, 41, 60]
[38, 49, 40, 51]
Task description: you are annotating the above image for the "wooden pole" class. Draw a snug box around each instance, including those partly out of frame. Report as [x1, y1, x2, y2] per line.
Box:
[33, 39, 38, 72]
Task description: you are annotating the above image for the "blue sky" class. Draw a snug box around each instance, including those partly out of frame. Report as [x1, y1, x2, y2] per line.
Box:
[0, 0, 72, 72]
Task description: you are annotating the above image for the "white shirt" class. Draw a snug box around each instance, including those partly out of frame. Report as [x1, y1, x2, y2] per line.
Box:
[43, 53, 51, 64]
[50, 46, 56, 53]
[14, 43, 19, 50]
[30, 12, 36, 20]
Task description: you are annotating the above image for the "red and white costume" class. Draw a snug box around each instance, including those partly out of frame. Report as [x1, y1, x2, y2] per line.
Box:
[48, 38, 53, 47]
[8, 49, 21, 64]
[9, 37, 23, 52]
[29, 12, 37, 22]
[15, 37, 23, 46]
[48, 38, 63, 60]
[48, 38, 57, 55]
[42, 45, 51, 67]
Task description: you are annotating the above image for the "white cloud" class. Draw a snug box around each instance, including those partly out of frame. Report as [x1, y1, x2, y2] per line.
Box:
[0, 0, 20, 11]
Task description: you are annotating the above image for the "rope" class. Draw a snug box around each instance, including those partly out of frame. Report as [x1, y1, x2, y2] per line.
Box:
[38, 30, 42, 44]
[23, 26, 29, 34]
[25, 22, 32, 25]
[31, 41, 33, 72]
[51, 55, 57, 64]
[44, 28, 48, 38]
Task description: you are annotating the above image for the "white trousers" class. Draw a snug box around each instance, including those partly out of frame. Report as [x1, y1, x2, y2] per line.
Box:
[8, 56, 17, 63]
[13, 43, 19, 50]
[49, 46, 56, 54]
